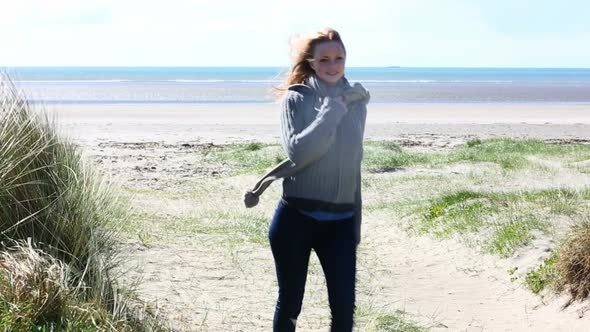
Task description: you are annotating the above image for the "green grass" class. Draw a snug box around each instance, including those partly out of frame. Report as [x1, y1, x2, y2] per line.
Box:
[410, 189, 585, 257]
[423, 191, 485, 222]
[362, 138, 590, 173]
[183, 139, 590, 177]
[124, 187, 196, 200]
[363, 141, 433, 172]
[199, 210, 270, 245]
[465, 138, 483, 148]
[448, 138, 548, 170]
[523, 188, 590, 216]
[525, 252, 560, 294]
[450, 138, 590, 170]
[485, 215, 551, 257]
[125, 208, 269, 245]
[575, 165, 590, 174]
[355, 303, 428, 332]
[418, 191, 493, 237]
[201, 143, 285, 175]
[370, 311, 428, 332]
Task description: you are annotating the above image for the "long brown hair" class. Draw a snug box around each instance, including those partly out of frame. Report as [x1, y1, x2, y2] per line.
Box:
[276, 28, 346, 98]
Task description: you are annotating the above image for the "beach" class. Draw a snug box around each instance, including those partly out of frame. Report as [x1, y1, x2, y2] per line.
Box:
[2, 0, 590, 325]
[50, 103, 590, 146]
[5, 2, 590, 328]
[47, 101, 590, 331]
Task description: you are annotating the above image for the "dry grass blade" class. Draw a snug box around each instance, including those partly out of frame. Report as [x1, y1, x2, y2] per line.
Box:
[0, 73, 162, 330]
[556, 214, 590, 305]
[0, 239, 72, 324]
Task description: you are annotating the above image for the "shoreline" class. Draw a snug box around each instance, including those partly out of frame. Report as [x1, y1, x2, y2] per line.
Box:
[43, 102, 590, 146]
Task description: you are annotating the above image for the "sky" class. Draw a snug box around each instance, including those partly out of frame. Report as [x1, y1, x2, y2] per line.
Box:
[0, 0, 589, 67]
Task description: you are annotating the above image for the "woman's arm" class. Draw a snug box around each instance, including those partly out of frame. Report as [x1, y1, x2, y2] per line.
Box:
[354, 98, 368, 245]
[354, 167, 362, 245]
[280, 90, 347, 167]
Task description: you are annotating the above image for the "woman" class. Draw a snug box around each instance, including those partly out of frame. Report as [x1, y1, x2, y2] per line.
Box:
[249, 27, 369, 331]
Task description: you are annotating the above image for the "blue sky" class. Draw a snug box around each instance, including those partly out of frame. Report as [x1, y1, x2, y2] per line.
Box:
[1, 0, 589, 67]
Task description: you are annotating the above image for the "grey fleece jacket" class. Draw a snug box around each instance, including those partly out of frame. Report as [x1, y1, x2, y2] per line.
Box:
[280, 80, 368, 240]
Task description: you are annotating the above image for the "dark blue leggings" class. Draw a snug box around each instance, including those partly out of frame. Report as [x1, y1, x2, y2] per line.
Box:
[269, 201, 357, 332]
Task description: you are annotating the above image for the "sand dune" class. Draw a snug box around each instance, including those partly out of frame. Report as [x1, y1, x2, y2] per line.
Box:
[58, 102, 590, 331]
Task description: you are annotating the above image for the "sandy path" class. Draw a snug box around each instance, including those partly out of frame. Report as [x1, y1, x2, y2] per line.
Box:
[364, 218, 589, 331]
[117, 193, 590, 331]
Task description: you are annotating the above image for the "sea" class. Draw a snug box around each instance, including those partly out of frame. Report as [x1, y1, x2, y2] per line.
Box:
[5, 67, 590, 104]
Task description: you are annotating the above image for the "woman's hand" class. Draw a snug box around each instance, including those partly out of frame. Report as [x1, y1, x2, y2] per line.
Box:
[333, 95, 349, 112]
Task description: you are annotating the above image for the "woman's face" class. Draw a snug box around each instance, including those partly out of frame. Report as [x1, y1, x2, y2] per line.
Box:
[309, 41, 346, 85]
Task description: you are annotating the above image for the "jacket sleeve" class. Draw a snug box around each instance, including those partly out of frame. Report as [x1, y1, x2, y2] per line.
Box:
[353, 99, 368, 245]
[280, 91, 347, 168]
[354, 168, 362, 245]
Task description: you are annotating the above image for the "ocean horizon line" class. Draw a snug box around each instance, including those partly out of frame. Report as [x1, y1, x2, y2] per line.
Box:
[10, 67, 590, 104]
[4, 65, 590, 70]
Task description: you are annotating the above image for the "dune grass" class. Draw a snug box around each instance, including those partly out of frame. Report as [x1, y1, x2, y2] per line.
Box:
[363, 142, 433, 172]
[0, 240, 125, 331]
[126, 138, 590, 277]
[196, 139, 590, 177]
[524, 213, 590, 301]
[370, 313, 428, 332]
[126, 206, 269, 246]
[201, 143, 285, 175]
[554, 215, 590, 303]
[355, 301, 429, 332]
[121, 177, 271, 246]
[485, 215, 550, 257]
[364, 138, 590, 173]
[524, 251, 560, 294]
[358, 311, 428, 332]
[410, 188, 589, 256]
[0, 76, 159, 330]
[108, 136, 590, 323]
[199, 210, 269, 244]
[165, 211, 267, 245]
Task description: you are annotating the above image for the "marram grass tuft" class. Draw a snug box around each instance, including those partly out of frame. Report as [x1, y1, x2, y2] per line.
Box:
[556, 214, 590, 304]
[0, 74, 160, 330]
